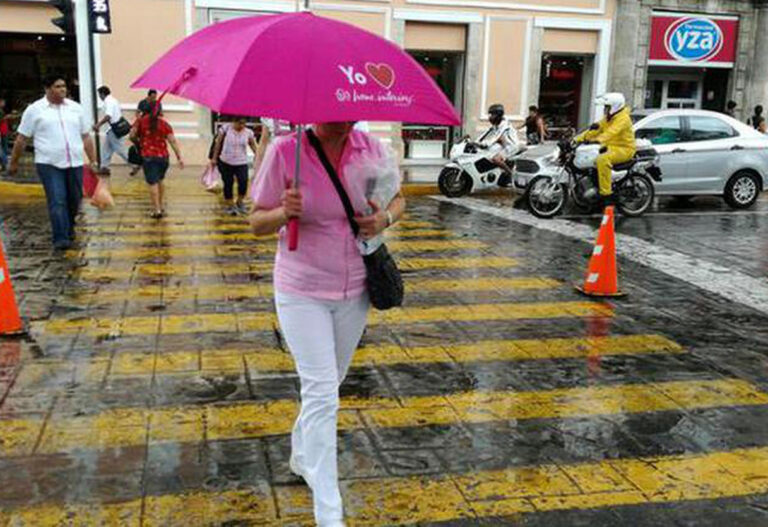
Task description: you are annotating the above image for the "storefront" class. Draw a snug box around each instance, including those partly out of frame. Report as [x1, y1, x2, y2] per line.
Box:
[0, 2, 81, 120]
[536, 27, 599, 136]
[610, 0, 762, 119]
[645, 13, 739, 111]
[1, 0, 618, 176]
[402, 22, 466, 160]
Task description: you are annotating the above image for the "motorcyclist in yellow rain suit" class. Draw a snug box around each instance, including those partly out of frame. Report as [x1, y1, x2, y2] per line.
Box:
[575, 93, 636, 206]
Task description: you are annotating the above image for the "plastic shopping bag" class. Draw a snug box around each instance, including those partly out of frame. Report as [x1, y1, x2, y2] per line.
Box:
[90, 177, 115, 209]
[200, 164, 222, 193]
[82, 165, 99, 198]
[344, 146, 401, 256]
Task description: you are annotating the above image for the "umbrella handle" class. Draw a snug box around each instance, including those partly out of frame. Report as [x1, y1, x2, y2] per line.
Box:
[287, 125, 304, 252]
[287, 218, 299, 251]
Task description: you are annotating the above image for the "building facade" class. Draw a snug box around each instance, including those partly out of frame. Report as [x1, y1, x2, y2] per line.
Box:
[610, 0, 768, 119]
[3, 0, 618, 178]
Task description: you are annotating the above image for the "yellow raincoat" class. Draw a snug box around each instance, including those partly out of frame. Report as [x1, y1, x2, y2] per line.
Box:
[576, 107, 636, 196]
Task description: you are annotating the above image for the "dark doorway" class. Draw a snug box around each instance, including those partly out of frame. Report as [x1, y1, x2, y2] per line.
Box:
[0, 32, 78, 112]
[539, 55, 587, 139]
[702, 69, 730, 113]
[402, 50, 465, 159]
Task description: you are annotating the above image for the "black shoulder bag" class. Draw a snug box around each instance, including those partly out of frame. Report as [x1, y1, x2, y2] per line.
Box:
[111, 117, 132, 138]
[306, 129, 404, 310]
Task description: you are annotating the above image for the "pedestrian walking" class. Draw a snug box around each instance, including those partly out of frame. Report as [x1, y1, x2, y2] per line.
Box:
[726, 100, 738, 118]
[248, 122, 405, 527]
[748, 105, 765, 130]
[8, 75, 98, 250]
[210, 117, 258, 215]
[0, 97, 9, 173]
[130, 105, 184, 219]
[93, 86, 130, 174]
[137, 89, 162, 117]
[520, 105, 547, 145]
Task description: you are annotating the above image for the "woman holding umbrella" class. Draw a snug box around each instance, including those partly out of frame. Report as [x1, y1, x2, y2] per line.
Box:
[249, 122, 403, 525]
[131, 12, 459, 524]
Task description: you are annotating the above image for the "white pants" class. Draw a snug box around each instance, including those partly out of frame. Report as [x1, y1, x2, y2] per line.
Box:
[275, 290, 370, 527]
[101, 129, 128, 168]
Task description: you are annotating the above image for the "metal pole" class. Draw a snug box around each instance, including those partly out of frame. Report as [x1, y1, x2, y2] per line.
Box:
[294, 124, 303, 187]
[88, 29, 101, 169]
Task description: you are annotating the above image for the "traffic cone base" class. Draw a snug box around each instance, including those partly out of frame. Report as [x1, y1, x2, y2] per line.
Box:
[575, 206, 626, 298]
[574, 284, 626, 298]
[0, 242, 24, 335]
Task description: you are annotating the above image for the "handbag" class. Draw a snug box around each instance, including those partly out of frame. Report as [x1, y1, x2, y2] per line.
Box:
[128, 144, 143, 165]
[110, 117, 132, 138]
[306, 129, 403, 310]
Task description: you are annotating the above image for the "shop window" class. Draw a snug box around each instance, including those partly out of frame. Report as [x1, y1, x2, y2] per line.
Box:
[402, 50, 464, 158]
[636, 116, 684, 145]
[687, 116, 736, 142]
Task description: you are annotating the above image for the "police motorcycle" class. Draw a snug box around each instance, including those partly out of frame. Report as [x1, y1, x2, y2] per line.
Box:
[438, 105, 527, 198]
[525, 136, 662, 218]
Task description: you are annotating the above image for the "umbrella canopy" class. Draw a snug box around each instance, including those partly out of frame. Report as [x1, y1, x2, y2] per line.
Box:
[132, 12, 460, 125]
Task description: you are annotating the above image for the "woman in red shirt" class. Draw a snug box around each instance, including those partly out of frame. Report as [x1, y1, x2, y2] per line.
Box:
[130, 105, 184, 218]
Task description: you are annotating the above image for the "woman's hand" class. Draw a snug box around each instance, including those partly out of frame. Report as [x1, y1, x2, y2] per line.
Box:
[356, 200, 388, 240]
[281, 186, 303, 219]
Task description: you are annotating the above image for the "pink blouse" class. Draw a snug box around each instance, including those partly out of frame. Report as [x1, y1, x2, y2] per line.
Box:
[250, 129, 392, 300]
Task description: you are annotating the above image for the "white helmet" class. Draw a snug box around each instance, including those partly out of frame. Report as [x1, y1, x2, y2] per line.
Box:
[595, 93, 626, 115]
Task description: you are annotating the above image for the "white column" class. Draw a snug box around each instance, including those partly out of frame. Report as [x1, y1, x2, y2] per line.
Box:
[74, 0, 96, 127]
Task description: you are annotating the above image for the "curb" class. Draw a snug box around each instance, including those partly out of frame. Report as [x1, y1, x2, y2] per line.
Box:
[0, 180, 45, 198]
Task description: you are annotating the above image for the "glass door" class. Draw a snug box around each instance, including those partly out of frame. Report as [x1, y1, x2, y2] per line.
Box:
[645, 73, 703, 110]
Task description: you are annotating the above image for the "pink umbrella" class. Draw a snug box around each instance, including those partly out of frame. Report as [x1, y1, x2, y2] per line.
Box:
[132, 12, 460, 248]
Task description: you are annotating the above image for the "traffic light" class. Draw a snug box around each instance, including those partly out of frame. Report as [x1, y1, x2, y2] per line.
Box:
[50, 0, 75, 34]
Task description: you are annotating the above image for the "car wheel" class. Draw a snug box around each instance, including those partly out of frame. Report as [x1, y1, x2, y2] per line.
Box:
[724, 171, 760, 209]
[438, 167, 472, 197]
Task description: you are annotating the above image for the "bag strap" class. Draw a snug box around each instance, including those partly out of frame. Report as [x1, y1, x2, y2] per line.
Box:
[305, 129, 359, 237]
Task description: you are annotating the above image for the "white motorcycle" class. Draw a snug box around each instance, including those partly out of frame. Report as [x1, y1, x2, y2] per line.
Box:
[438, 132, 527, 197]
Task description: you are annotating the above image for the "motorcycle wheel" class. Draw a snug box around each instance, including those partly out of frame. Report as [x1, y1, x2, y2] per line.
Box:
[616, 174, 654, 217]
[438, 167, 472, 197]
[527, 175, 568, 218]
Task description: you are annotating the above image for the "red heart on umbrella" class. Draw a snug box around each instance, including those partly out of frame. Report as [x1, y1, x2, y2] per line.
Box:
[365, 63, 395, 90]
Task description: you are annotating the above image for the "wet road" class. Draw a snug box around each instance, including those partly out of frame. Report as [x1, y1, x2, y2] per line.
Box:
[1, 170, 768, 525]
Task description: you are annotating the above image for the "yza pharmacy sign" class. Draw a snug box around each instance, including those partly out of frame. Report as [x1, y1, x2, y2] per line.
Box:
[649, 13, 739, 68]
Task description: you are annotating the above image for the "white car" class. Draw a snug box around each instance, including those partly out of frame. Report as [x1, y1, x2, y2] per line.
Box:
[514, 109, 768, 209]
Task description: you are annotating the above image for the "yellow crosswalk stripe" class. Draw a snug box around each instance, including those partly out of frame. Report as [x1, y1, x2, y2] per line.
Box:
[5, 445, 768, 524]
[66, 239, 489, 260]
[73, 256, 521, 281]
[80, 229, 453, 244]
[25, 335, 680, 381]
[80, 220, 437, 233]
[32, 301, 612, 336]
[78, 214, 422, 227]
[0, 379, 762, 459]
[69, 277, 562, 304]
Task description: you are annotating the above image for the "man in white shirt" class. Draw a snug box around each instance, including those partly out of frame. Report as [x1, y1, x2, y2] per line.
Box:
[477, 104, 518, 169]
[93, 85, 128, 175]
[9, 75, 98, 250]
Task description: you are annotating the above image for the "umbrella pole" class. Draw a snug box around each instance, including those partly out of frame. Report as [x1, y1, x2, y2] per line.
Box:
[287, 124, 303, 251]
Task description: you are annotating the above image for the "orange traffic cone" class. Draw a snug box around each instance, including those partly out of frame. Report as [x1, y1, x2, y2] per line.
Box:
[575, 206, 626, 298]
[0, 241, 23, 335]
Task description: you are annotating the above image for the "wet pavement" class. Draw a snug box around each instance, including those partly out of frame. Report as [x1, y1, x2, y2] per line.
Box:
[1, 168, 768, 525]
